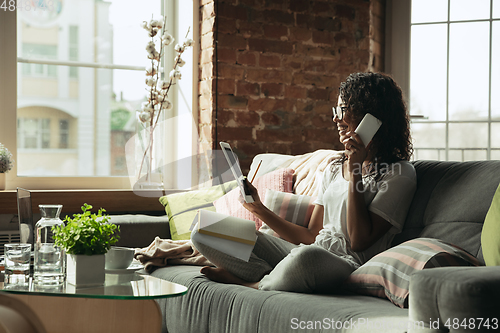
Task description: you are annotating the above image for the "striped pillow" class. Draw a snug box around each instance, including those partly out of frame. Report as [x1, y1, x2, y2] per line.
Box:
[258, 190, 315, 238]
[345, 238, 481, 308]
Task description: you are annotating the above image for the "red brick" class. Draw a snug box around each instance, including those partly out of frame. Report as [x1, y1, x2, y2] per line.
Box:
[262, 142, 292, 154]
[219, 95, 248, 110]
[290, 0, 309, 12]
[292, 73, 338, 88]
[235, 141, 263, 159]
[295, 100, 315, 112]
[334, 32, 356, 48]
[296, 14, 312, 28]
[248, 38, 293, 55]
[256, 129, 297, 142]
[303, 59, 339, 73]
[237, 52, 257, 66]
[261, 83, 283, 97]
[217, 127, 254, 142]
[283, 56, 303, 70]
[312, 30, 334, 45]
[218, 33, 247, 50]
[312, 114, 334, 128]
[217, 79, 236, 95]
[218, 48, 237, 63]
[218, 17, 237, 34]
[289, 27, 312, 42]
[288, 113, 311, 126]
[285, 85, 307, 99]
[314, 16, 341, 32]
[236, 81, 260, 96]
[263, 25, 288, 39]
[295, 44, 337, 59]
[261, 112, 282, 126]
[335, 4, 356, 20]
[315, 101, 336, 114]
[312, 1, 333, 16]
[248, 98, 290, 112]
[303, 128, 336, 142]
[235, 111, 260, 126]
[307, 88, 329, 100]
[259, 54, 281, 68]
[290, 142, 315, 155]
[218, 3, 248, 20]
[217, 109, 235, 125]
[218, 63, 245, 80]
[263, 0, 286, 10]
[246, 68, 292, 84]
[238, 21, 264, 38]
[263, 10, 294, 25]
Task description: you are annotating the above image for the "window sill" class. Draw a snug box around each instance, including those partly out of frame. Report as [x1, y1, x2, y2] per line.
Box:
[0, 189, 182, 215]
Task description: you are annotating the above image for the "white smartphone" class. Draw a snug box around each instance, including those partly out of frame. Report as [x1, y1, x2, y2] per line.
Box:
[354, 113, 382, 147]
[219, 142, 254, 203]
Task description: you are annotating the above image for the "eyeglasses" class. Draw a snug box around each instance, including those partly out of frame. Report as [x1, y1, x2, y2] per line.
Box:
[333, 106, 347, 120]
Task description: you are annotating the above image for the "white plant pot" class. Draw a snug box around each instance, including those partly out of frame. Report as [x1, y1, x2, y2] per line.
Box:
[0, 173, 5, 190]
[67, 254, 105, 287]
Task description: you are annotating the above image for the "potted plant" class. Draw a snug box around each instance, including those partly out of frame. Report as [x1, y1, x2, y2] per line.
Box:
[0, 143, 14, 190]
[52, 203, 120, 286]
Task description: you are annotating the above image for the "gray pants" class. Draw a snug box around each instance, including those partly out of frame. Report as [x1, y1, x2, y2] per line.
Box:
[191, 230, 356, 294]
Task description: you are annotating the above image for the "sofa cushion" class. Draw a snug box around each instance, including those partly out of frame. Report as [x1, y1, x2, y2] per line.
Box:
[159, 180, 238, 240]
[258, 190, 315, 238]
[345, 238, 481, 308]
[393, 160, 500, 264]
[213, 168, 294, 229]
[481, 182, 500, 266]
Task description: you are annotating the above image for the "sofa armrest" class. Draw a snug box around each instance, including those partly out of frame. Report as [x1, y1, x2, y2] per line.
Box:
[109, 214, 170, 249]
[408, 266, 500, 333]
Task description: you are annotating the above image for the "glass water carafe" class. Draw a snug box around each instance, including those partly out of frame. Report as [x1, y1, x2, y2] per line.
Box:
[34, 204, 65, 284]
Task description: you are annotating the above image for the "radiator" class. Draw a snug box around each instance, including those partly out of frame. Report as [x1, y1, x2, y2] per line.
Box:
[0, 230, 21, 256]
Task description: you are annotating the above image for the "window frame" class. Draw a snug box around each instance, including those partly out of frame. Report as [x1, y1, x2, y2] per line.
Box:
[0, 1, 199, 191]
[386, 0, 500, 161]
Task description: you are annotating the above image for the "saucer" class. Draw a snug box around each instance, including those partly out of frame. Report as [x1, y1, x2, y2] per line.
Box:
[105, 262, 143, 274]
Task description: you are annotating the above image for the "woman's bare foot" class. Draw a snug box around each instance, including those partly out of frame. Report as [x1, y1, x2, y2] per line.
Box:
[200, 266, 259, 289]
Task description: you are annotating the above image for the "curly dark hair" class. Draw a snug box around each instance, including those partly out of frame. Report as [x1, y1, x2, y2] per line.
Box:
[338, 72, 413, 167]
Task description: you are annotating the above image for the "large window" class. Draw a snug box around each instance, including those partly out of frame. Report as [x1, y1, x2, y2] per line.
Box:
[0, 0, 198, 190]
[388, 0, 500, 161]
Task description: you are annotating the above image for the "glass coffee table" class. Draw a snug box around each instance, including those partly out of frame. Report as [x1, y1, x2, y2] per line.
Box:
[1, 272, 187, 333]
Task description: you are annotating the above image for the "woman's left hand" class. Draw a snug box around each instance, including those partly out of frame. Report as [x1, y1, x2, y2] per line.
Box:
[342, 131, 368, 178]
[240, 178, 266, 215]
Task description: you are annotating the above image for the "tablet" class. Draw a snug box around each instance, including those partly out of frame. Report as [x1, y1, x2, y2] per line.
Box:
[219, 142, 254, 203]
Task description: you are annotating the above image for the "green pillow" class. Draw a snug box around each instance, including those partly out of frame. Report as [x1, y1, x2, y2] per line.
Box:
[159, 181, 238, 240]
[482, 182, 500, 266]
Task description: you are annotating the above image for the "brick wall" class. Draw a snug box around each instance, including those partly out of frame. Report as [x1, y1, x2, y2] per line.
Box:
[199, 0, 386, 175]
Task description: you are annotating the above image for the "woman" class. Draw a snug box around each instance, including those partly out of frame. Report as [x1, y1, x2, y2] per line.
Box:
[191, 72, 417, 294]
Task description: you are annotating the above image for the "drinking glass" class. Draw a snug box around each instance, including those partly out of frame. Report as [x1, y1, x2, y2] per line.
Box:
[4, 243, 31, 286]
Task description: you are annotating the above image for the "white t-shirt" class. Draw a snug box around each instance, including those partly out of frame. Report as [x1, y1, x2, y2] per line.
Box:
[313, 160, 417, 267]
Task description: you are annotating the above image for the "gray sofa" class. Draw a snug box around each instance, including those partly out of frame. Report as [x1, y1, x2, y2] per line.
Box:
[111, 154, 500, 333]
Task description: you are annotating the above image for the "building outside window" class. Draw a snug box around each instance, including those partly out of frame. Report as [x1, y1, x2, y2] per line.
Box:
[390, 0, 500, 161]
[0, 0, 197, 189]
